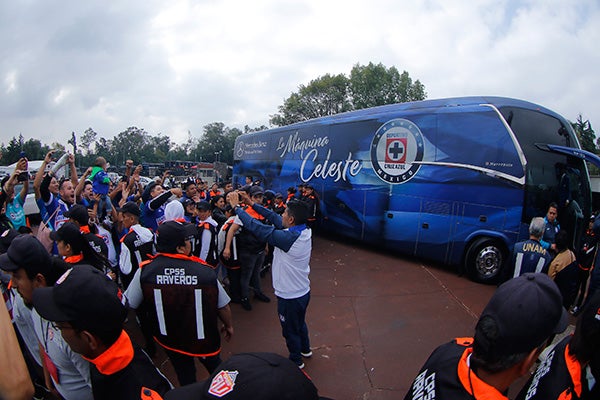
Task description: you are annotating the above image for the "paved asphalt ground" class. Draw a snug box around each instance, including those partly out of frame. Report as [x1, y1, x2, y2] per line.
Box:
[126, 233, 574, 399]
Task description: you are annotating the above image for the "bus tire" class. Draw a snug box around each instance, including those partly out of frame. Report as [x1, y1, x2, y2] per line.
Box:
[465, 238, 507, 284]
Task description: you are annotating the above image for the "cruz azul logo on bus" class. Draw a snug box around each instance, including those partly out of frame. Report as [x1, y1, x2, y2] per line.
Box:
[371, 118, 424, 184]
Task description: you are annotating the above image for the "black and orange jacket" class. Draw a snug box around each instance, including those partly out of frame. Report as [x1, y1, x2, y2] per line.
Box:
[273, 200, 286, 215]
[80, 225, 109, 258]
[404, 338, 509, 400]
[139, 253, 221, 357]
[218, 218, 240, 270]
[236, 205, 269, 253]
[84, 330, 172, 399]
[578, 229, 597, 271]
[194, 220, 218, 268]
[302, 193, 319, 221]
[119, 225, 155, 289]
[516, 335, 597, 400]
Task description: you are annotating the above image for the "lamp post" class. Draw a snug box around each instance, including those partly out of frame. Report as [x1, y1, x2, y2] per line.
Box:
[213, 151, 222, 183]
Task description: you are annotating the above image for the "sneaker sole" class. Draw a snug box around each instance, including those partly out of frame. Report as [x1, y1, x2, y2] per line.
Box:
[301, 351, 312, 358]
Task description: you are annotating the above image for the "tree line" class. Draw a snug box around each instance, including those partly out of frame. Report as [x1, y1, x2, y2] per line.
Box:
[0, 123, 264, 168]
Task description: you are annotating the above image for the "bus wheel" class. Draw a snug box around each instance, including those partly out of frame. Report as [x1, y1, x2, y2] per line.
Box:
[465, 238, 506, 284]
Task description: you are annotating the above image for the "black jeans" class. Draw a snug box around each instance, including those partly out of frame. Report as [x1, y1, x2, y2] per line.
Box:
[164, 349, 222, 386]
[239, 250, 265, 299]
[277, 292, 311, 365]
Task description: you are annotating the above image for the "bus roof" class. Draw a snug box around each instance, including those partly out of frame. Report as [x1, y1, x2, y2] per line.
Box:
[255, 96, 562, 134]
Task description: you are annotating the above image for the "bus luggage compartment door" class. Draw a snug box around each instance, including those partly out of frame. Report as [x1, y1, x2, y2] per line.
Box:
[383, 194, 421, 255]
[414, 200, 455, 263]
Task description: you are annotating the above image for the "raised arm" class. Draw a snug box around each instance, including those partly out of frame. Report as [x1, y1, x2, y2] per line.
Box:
[75, 167, 92, 201]
[67, 153, 78, 187]
[33, 150, 54, 200]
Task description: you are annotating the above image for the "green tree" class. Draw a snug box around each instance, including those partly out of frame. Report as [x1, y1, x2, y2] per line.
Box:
[80, 128, 98, 155]
[147, 134, 172, 163]
[270, 63, 426, 127]
[110, 127, 150, 166]
[349, 62, 427, 109]
[22, 138, 48, 161]
[572, 115, 596, 154]
[168, 143, 190, 161]
[94, 137, 112, 164]
[244, 125, 268, 134]
[193, 122, 243, 166]
[0, 135, 49, 164]
[3, 135, 25, 164]
[571, 115, 598, 175]
[270, 73, 351, 126]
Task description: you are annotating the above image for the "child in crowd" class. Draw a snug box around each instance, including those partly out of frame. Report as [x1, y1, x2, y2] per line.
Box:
[89, 156, 112, 217]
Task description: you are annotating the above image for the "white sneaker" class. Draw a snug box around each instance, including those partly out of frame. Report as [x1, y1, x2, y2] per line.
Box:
[301, 350, 312, 358]
[297, 362, 305, 369]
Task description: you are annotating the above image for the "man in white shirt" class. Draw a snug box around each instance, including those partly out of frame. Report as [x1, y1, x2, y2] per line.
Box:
[227, 191, 313, 368]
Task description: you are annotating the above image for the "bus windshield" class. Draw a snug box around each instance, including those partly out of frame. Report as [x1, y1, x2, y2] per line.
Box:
[500, 106, 591, 235]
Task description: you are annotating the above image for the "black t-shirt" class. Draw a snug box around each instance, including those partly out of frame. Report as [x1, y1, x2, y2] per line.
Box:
[90, 332, 171, 400]
[404, 338, 508, 400]
[516, 336, 598, 400]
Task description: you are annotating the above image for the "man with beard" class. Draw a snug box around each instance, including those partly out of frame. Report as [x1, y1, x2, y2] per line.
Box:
[34, 150, 78, 230]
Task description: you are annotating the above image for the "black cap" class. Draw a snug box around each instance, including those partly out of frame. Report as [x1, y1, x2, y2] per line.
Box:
[156, 220, 197, 253]
[249, 186, 264, 196]
[0, 229, 19, 254]
[196, 200, 211, 211]
[117, 201, 141, 217]
[50, 222, 83, 245]
[32, 264, 126, 333]
[181, 198, 195, 208]
[64, 204, 90, 226]
[474, 273, 568, 358]
[142, 181, 158, 203]
[0, 235, 51, 273]
[164, 352, 327, 400]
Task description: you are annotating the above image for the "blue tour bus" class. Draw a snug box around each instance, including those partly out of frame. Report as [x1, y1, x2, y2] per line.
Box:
[233, 96, 600, 282]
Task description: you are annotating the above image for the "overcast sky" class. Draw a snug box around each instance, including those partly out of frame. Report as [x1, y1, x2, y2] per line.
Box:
[1, 0, 598, 150]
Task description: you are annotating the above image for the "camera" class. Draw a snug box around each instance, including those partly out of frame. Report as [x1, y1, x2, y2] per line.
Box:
[17, 171, 29, 182]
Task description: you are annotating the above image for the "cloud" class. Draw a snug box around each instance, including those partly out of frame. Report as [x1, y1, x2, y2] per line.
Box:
[0, 0, 599, 150]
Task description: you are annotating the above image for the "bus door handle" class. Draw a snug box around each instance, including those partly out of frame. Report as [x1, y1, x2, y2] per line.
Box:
[422, 223, 429, 229]
[479, 215, 487, 223]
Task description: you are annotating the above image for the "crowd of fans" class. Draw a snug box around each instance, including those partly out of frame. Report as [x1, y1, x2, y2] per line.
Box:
[0, 153, 327, 399]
